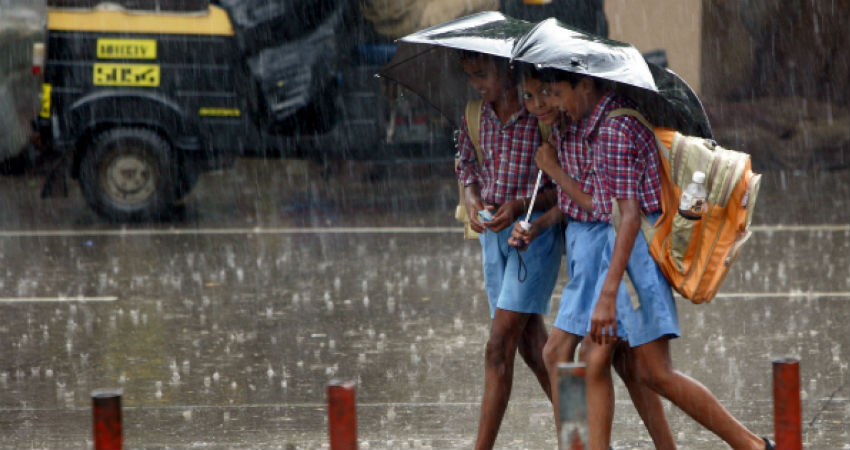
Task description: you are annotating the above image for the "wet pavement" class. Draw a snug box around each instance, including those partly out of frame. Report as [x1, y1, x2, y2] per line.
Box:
[0, 158, 848, 449]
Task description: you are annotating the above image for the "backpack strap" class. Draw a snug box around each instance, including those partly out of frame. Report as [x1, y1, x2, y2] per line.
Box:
[607, 108, 670, 160]
[465, 99, 484, 164]
[604, 107, 675, 245]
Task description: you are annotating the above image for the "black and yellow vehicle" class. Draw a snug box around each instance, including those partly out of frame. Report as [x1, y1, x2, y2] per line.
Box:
[39, 1, 244, 220]
[35, 0, 439, 220]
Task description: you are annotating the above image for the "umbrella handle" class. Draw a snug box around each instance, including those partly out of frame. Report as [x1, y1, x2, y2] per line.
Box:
[523, 170, 543, 226]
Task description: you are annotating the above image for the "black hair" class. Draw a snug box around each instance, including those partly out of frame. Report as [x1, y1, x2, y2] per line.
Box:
[457, 50, 510, 71]
[536, 67, 610, 90]
[512, 61, 542, 83]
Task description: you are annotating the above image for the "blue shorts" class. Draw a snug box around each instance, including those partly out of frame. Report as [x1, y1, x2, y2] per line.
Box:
[587, 213, 681, 347]
[480, 210, 562, 318]
[553, 221, 609, 336]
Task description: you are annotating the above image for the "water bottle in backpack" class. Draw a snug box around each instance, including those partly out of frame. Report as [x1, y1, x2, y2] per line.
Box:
[678, 171, 707, 220]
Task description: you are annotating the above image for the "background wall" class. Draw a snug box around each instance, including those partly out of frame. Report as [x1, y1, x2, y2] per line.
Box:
[604, 0, 703, 94]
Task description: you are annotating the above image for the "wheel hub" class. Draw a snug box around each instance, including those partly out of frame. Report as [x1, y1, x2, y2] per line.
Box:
[102, 153, 156, 203]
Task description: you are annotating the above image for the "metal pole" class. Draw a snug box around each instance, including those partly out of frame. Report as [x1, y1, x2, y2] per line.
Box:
[92, 389, 122, 450]
[773, 358, 802, 450]
[328, 380, 357, 450]
[557, 362, 587, 450]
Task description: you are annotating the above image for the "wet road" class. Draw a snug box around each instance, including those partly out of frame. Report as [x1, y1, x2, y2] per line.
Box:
[0, 158, 848, 449]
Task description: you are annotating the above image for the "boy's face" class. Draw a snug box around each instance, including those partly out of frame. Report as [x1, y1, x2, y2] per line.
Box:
[521, 77, 556, 126]
[545, 79, 589, 122]
[460, 57, 511, 104]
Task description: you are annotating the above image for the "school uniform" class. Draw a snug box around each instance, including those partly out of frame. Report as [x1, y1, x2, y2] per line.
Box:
[587, 91, 681, 347]
[550, 102, 610, 337]
[456, 102, 562, 319]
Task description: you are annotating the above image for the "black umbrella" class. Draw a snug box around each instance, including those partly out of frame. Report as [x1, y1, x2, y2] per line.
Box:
[644, 62, 713, 138]
[513, 18, 712, 138]
[379, 11, 534, 127]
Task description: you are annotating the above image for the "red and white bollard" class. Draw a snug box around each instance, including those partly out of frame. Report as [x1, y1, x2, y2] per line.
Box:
[92, 389, 123, 450]
[557, 363, 587, 450]
[773, 358, 802, 450]
[328, 380, 358, 450]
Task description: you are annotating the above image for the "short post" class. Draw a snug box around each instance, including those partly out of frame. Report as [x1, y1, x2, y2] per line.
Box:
[773, 358, 802, 450]
[328, 380, 357, 450]
[92, 389, 122, 450]
[557, 363, 587, 450]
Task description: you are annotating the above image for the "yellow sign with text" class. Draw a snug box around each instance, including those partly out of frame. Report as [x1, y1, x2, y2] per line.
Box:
[93, 63, 160, 87]
[96, 39, 157, 60]
[40, 83, 51, 118]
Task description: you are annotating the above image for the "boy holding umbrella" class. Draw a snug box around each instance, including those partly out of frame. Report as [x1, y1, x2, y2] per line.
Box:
[510, 64, 676, 450]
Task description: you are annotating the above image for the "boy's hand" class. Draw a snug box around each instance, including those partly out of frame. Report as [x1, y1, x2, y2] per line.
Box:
[463, 186, 488, 234]
[535, 142, 560, 178]
[508, 220, 537, 251]
[590, 289, 618, 345]
[485, 199, 522, 233]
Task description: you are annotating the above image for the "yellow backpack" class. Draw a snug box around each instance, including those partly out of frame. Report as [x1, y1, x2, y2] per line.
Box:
[454, 99, 550, 239]
[607, 108, 762, 304]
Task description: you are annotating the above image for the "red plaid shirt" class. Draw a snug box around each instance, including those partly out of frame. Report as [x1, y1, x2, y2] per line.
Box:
[588, 91, 662, 222]
[552, 118, 595, 222]
[456, 102, 550, 205]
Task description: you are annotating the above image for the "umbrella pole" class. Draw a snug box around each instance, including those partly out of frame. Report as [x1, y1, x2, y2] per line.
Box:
[520, 170, 543, 231]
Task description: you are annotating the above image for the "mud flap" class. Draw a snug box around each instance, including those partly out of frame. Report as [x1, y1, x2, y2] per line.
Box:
[40, 153, 72, 198]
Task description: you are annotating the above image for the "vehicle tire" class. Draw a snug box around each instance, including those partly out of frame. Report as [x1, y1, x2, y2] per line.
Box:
[79, 127, 179, 221]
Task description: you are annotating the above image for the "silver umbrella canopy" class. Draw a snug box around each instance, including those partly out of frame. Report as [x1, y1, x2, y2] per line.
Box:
[513, 18, 712, 138]
[379, 11, 534, 127]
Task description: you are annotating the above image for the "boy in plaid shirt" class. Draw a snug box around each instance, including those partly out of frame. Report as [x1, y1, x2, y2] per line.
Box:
[509, 65, 674, 450]
[537, 69, 773, 450]
[455, 51, 562, 450]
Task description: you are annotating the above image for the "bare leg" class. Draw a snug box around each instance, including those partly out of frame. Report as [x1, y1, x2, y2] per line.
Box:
[517, 313, 552, 401]
[583, 338, 618, 450]
[541, 327, 581, 448]
[633, 338, 765, 450]
[474, 308, 530, 450]
[612, 343, 676, 449]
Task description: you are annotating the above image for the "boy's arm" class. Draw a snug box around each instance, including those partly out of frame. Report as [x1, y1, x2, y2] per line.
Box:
[463, 183, 487, 233]
[455, 118, 480, 188]
[455, 119, 487, 233]
[590, 197, 641, 344]
[534, 142, 593, 213]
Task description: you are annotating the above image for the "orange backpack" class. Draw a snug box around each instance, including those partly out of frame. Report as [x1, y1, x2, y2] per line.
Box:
[608, 109, 762, 304]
